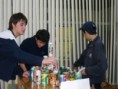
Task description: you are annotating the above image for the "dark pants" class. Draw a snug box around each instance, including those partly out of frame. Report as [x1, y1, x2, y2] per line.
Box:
[91, 83, 101, 89]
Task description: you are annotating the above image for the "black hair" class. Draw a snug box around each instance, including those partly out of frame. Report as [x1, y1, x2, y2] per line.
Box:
[35, 29, 50, 43]
[8, 12, 28, 30]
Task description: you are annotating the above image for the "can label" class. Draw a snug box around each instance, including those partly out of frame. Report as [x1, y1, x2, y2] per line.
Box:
[30, 67, 35, 81]
[49, 73, 56, 86]
[60, 75, 65, 82]
[36, 70, 41, 85]
[63, 72, 70, 81]
[41, 73, 48, 86]
[76, 71, 82, 79]
[69, 71, 75, 80]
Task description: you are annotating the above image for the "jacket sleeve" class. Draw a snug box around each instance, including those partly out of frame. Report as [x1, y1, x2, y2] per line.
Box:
[85, 43, 108, 76]
[12, 40, 43, 66]
[73, 50, 86, 67]
[20, 39, 29, 52]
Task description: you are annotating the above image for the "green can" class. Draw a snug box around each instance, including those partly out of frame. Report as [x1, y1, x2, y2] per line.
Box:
[69, 71, 75, 80]
[41, 73, 48, 86]
[60, 66, 65, 74]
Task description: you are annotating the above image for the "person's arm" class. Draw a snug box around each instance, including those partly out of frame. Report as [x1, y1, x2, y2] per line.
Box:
[16, 49, 57, 66]
[19, 63, 30, 78]
[11, 40, 57, 66]
[73, 50, 86, 67]
[19, 63, 27, 72]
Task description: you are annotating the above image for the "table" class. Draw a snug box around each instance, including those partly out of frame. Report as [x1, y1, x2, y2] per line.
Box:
[33, 85, 59, 89]
[18, 77, 93, 89]
[18, 77, 59, 89]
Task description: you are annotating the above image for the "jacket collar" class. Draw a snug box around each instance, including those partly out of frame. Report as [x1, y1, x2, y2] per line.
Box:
[88, 36, 99, 48]
[0, 30, 16, 42]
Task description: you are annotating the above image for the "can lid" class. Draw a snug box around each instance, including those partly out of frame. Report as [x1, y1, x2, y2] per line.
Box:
[36, 70, 41, 75]
[43, 55, 48, 58]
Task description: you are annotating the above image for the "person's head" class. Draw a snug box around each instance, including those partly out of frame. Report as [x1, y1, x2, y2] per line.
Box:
[80, 21, 97, 41]
[8, 12, 28, 37]
[35, 29, 50, 48]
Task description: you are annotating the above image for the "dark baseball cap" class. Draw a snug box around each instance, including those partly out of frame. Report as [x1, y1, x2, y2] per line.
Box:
[79, 21, 96, 34]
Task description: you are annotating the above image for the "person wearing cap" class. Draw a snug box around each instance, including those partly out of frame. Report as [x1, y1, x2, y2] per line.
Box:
[0, 12, 57, 82]
[73, 21, 107, 89]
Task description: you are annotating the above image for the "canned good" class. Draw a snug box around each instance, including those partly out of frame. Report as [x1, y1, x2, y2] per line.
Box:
[60, 66, 65, 74]
[60, 74, 65, 82]
[55, 80, 60, 87]
[36, 70, 41, 85]
[30, 66, 35, 81]
[63, 72, 70, 81]
[41, 73, 48, 86]
[47, 64, 54, 70]
[76, 71, 82, 79]
[49, 73, 56, 86]
[69, 71, 75, 80]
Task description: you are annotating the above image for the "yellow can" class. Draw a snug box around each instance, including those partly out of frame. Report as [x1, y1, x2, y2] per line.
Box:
[41, 73, 48, 86]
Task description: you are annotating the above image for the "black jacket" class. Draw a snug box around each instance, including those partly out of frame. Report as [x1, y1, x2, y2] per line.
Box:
[73, 36, 108, 84]
[0, 31, 43, 81]
[18, 36, 48, 76]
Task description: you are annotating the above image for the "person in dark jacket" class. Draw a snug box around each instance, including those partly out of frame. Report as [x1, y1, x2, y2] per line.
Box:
[73, 21, 107, 89]
[18, 29, 50, 77]
[0, 12, 57, 82]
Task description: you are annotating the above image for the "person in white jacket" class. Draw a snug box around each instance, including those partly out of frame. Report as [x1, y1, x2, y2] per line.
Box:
[0, 12, 57, 82]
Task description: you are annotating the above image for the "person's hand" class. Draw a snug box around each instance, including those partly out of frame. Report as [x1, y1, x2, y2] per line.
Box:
[80, 67, 87, 75]
[42, 56, 57, 65]
[22, 71, 30, 78]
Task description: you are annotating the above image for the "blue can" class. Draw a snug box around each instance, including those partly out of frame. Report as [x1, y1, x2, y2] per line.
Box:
[30, 66, 35, 81]
[60, 75, 65, 82]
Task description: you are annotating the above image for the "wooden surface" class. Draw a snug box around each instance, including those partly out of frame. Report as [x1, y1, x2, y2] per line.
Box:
[18, 77, 59, 89]
[33, 85, 59, 89]
[18, 77, 97, 89]
[17, 77, 118, 89]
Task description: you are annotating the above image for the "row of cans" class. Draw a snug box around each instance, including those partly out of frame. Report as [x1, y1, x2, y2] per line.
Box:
[30, 66, 59, 86]
[30, 66, 82, 87]
[60, 71, 82, 82]
[30, 66, 48, 86]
